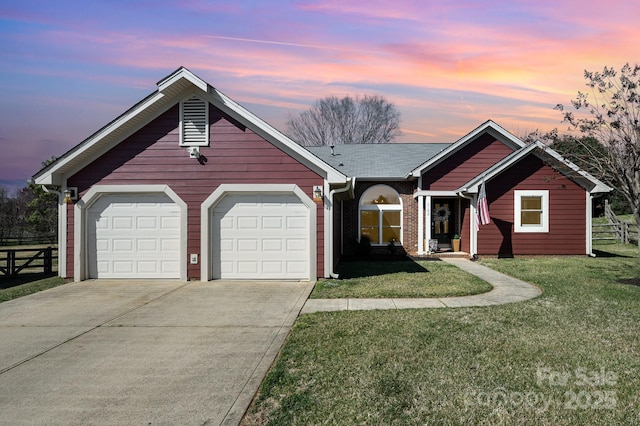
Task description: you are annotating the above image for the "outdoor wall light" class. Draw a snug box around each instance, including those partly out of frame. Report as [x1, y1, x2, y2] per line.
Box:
[63, 187, 78, 204]
[187, 146, 200, 159]
[313, 185, 323, 201]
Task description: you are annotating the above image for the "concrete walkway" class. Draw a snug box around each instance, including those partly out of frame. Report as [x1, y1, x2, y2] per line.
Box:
[301, 258, 542, 314]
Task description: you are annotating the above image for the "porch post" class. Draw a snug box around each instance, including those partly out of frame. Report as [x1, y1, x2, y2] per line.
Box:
[417, 195, 424, 254]
[425, 196, 432, 252]
[470, 195, 478, 256]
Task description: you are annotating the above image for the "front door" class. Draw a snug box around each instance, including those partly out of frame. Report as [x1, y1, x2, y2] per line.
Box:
[432, 199, 454, 249]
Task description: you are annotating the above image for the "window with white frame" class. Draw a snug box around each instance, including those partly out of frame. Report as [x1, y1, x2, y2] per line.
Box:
[514, 190, 549, 232]
[180, 95, 209, 146]
[359, 185, 402, 244]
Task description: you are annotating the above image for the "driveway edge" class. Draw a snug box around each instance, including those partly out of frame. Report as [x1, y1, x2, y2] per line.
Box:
[222, 281, 316, 426]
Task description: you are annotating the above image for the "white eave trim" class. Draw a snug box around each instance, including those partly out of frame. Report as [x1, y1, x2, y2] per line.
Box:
[207, 89, 348, 184]
[408, 120, 525, 178]
[33, 91, 166, 186]
[158, 67, 207, 92]
[455, 141, 613, 196]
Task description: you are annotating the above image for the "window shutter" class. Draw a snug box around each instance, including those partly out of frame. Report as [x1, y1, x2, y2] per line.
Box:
[181, 96, 208, 146]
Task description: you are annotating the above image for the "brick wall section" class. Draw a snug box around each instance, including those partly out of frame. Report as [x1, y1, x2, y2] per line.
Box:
[343, 181, 418, 255]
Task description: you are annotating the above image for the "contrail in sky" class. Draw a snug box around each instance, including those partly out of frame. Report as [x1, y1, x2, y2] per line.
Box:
[205, 35, 381, 53]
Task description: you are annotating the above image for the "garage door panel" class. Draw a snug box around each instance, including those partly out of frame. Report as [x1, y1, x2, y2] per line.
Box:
[238, 239, 258, 252]
[113, 217, 133, 230]
[88, 194, 181, 279]
[286, 261, 307, 274]
[262, 217, 283, 229]
[212, 193, 310, 280]
[137, 239, 157, 251]
[262, 239, 282, 251]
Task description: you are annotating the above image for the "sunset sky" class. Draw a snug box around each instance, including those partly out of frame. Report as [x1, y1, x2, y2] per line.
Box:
[1, 0, 638, 190]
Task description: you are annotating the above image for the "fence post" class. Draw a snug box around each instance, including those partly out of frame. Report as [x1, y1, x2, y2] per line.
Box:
[624, 222, 629, 244]
[44, 247, 52, 275]
[8, 250, 16, 276]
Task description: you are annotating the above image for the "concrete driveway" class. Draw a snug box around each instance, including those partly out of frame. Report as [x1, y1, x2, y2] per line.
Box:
[0, 279, 313, 426]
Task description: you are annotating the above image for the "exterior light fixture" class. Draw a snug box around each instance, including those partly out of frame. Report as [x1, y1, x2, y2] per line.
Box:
[313, 185, 323, 201]
[63, 187, 78, 204]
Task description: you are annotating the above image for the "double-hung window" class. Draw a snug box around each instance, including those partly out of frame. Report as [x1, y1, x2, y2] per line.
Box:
[514, 190, 549, 233]
[359, 185, 402, 244]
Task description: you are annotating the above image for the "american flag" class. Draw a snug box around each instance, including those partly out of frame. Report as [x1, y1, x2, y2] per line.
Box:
[477, 178, 490, 226]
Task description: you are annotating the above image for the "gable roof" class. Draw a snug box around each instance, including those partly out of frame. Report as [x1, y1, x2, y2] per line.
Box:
[456, 141, 612, 194]
[408, 120, 525, 178]
[33, 67, 348, 186]
[307, 143, 451, 179]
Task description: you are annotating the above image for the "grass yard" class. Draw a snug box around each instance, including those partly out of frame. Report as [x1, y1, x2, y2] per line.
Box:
[243, 243, 640, 425]
[0, 275, 66, 303]
[311, 258, 492, 299]
[0, 244, 63, 303]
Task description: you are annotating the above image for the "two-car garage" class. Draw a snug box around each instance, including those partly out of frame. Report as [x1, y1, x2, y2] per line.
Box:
[80, 185, 316, 281]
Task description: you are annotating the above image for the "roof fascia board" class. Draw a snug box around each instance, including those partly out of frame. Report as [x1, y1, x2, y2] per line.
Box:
[457, 141, 612, 194]
[33, 67, 347, 187]
[34, 91, 167, 186]
[157, 67, 207, 92]
[206, 89, 348, 184]
[408, 120, 525, 178]
[531, 142, 612, 193]
[456, 143, 537, 194]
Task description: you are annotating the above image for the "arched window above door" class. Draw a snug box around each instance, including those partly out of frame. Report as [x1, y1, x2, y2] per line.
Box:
[359, 185, 402, 245]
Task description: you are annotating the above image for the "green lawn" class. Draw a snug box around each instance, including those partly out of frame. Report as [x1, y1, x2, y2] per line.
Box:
[243, 243, 640, 425]
[0, 244, 63, 303]
[0, 275, 66, 303]
[311, 259, 492, 299]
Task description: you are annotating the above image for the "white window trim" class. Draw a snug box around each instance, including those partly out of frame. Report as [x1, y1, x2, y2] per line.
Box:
[358, 185, 403, 245]
[179, 95, 209, 147]
[514, 190, 549, 233]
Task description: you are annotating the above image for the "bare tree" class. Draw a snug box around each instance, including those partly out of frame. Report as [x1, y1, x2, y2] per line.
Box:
[287, 95, 401, 146]
[556, 63, 640, 250]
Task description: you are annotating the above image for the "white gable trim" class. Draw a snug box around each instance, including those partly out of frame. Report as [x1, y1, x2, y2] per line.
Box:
[33, 67, 348, 187]
[408, 120, 525, 178]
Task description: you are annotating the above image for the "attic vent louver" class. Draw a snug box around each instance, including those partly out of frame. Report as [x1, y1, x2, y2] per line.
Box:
[180, 95, 209, 146]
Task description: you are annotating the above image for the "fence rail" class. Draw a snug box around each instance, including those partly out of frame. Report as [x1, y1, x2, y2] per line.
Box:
[0, 247, 58, 277]
[598, 200, 638, 244]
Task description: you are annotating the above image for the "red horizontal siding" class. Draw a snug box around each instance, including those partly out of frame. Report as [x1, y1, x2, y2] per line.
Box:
[423, 133, 514, 191]
[477, 155, 587, 256]
[67, 104, 325, 279]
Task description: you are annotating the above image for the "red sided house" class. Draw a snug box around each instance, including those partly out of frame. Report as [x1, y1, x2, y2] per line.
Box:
[33, 68, 611, 282]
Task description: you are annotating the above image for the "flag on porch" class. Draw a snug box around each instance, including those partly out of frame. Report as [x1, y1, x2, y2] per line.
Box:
[477, 178, 490, 226]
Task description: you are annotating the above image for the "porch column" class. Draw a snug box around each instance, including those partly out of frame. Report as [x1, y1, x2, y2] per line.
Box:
[417, 195, 424, 254]
[425, 196, 432, 252]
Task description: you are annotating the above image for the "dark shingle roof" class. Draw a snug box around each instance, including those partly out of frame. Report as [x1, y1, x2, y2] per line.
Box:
[307, 143, 451, 178]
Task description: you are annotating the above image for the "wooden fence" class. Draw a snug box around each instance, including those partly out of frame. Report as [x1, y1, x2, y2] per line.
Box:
[0, 247, 58, 277]
[593, 201, 637, 244]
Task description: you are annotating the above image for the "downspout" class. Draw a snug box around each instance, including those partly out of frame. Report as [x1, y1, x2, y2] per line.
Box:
[587, 192, 596, 257]
[328, 177, 355, 279]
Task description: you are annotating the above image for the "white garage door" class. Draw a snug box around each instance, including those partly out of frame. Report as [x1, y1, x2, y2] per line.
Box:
[212, 193, 310, 280]
[87, 194, 181, 279]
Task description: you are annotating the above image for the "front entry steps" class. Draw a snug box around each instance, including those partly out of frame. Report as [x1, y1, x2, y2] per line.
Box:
[413, 251, 471, 259]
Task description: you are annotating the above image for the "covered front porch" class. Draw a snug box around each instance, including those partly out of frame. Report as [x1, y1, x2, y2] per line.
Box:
[414, 191, 473, 256]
